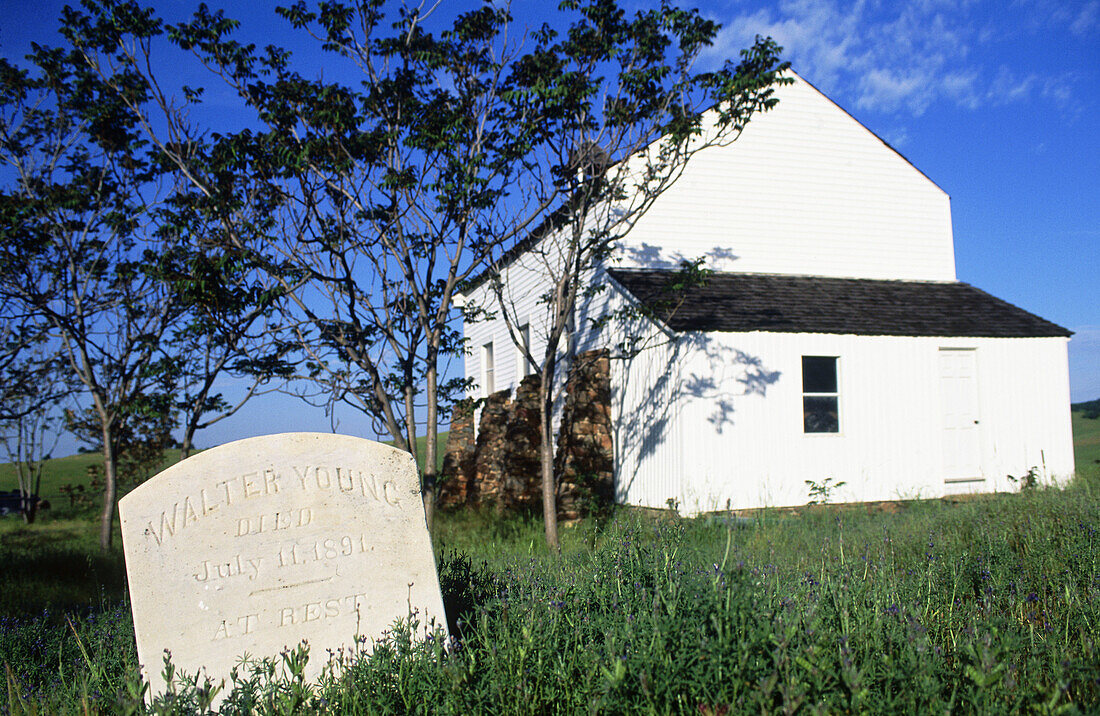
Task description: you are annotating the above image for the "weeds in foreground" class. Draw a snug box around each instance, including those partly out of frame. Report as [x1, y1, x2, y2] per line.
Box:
[3, 479, 1100, 713]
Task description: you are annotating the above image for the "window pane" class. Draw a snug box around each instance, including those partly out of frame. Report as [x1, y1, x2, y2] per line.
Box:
[802, 356, 837, 393]
[804, 396, 839, 433]
[483, 342, 495, 394]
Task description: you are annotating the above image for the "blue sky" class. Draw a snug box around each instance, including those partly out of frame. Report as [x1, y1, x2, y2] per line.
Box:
[2, 0, 1097, 454]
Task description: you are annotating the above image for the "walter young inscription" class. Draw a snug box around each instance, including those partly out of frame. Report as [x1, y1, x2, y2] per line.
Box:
[141, 464, 402, 547]
[119, 433, 447, 699]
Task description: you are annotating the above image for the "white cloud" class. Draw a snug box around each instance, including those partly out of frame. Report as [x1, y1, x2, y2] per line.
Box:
[1042, 78, 1072, 103]
[705, 2, 867, 91]
[857, 68, 936, 115]
[704, 0, 1084, 120]
[882, 125, 911, 147]
[942, 70, 982, 109]
[1009, 0, 1100, 35]
[987, 66, 1037, 104]
[1071, 1, 1100, 35]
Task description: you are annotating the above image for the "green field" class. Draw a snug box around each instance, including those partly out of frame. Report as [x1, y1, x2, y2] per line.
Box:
[1, 419, 1099, 712]
[1071, 406, 1100, 468]
[0, 451, 114, 500]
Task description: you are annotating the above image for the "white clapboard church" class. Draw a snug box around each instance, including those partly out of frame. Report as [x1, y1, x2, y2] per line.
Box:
[457, 71, 1075, 515]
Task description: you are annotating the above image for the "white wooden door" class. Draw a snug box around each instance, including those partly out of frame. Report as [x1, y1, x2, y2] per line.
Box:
[939, 349, 981, 481]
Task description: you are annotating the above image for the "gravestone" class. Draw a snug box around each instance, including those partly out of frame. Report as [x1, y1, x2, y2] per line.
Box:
[119, 433, 447, 697]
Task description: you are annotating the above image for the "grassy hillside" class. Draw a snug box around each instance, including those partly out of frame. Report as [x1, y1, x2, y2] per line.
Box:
[0, 451, 181, 516]
[1072, 402, 1100, 468]
[0, 451, 104, 494]
[3, 418, 1100, 711]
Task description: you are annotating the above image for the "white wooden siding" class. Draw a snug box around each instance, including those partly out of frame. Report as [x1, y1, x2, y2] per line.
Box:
[463, 253, 1074, 516]
[613, 331, 1073, 514]
[463, 258, 548, 401]
[607, 306, 683, 508]
[613, 72, 957, 282]
[461, 238, 615, 441]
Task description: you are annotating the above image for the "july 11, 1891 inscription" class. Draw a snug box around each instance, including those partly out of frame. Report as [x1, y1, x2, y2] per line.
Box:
[119, 433, 447, 698]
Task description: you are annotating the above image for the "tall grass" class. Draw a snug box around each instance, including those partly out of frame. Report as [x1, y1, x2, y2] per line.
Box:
[3, 474, 1099, 714]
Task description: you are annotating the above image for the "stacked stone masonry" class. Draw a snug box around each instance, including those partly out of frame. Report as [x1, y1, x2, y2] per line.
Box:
[438, 400, 475, 509]
[439, 349, 613, 518]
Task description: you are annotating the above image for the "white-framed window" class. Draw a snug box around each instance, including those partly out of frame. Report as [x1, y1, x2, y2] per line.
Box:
[517, 323, 531, 379]
[802, 356, 839, 433]
[481, 341, 495, 396]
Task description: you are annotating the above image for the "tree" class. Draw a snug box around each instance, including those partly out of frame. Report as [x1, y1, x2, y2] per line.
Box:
[480, 5, 789, 548]
[220, 1, 561, 527]
[71, 0, 562, 529]
[0, 300, 73, 523]
[59, 0, 787, 549]
[155, 184, 293, 460]
[60, 2, 300, 463]
[0, 44, 182, 549]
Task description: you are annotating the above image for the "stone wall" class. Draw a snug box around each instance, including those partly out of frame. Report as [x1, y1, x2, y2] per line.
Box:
[438, 349, 613, 518]
[438, 400, 475, 509]
[555, 350, 613, 519]
[469, 387, 512, 508]
[498, 375, 543, 509]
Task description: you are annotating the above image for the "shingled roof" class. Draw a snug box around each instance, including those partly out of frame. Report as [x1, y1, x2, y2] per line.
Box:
[608, 269, 1071, 338]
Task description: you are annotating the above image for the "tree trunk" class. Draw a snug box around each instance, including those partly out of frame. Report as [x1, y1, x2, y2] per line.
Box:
[15, 460, 39, 524]
[20, 493, 38, 525]
[539, 359, 559, 552]
[404, 383, 417, 471]
[179, 432, 194, 460]
[181, 407, 203, 459]
[99, 426, 118, 551]
[422, 365, 438, 532]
